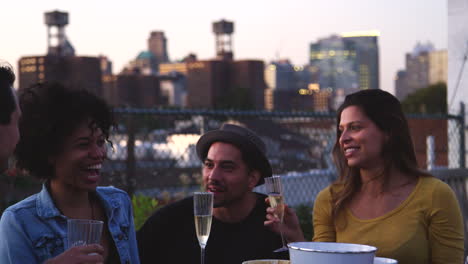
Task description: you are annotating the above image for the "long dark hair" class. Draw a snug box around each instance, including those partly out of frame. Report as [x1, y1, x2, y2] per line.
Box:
[331, 89, 430, 225]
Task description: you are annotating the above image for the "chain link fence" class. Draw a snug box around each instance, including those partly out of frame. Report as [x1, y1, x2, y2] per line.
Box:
[101, 108, 466, 255]
[102, 109, 466, 203]
[102, 109, 338, 202]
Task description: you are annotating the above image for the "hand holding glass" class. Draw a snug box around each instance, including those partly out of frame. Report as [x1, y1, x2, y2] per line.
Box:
[265, 176, 288, 253]
[67, 219, 103, 250]
[194, 192, 214, 264]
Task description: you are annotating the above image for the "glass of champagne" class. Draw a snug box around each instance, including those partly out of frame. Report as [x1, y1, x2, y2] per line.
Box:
[265, 176, 288, 253]
[194, 192, 214, 264]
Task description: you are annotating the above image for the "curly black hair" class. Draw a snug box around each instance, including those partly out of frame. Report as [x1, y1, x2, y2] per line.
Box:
[0, 62, 16, 125]
[15, 82, 114, 179]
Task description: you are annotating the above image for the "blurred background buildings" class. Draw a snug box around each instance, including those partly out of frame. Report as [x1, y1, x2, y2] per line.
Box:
[17, 10, 454, 115]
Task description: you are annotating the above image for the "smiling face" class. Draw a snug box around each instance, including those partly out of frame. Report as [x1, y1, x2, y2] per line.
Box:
[49, 120, 106, 193]
[338, 105, 388, 170]
[202, 142, 260, 208]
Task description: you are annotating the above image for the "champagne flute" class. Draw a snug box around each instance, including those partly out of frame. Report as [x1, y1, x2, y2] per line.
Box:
[194, 192, 214, 264]
[265, 176, 288, 253]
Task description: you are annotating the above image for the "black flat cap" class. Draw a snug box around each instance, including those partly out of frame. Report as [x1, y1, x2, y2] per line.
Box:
[196, 123, 272, 185]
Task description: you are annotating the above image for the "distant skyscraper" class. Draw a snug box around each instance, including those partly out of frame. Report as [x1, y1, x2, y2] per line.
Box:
[428, 50, 448, 85]
[394, 43, 447, 101]
[184, 59, 265, 109]
[148, 31, 169, 64]
[310, 35, 358, 91]
[309, 31, 380, 93]
[102, 73, 162, 107]
[100, 55, 113, 76]
[395, 70, 409, 100]
[264, 61, 321, 111]
[231, 60, 265, 109]
[186, 60, 230, 108]
[264, 60, 296, 91]
[341, 31, 380, 91]
[19, 55, 103, 96]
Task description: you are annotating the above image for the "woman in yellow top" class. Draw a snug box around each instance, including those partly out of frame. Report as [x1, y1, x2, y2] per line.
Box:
[265, 89, 465, 264]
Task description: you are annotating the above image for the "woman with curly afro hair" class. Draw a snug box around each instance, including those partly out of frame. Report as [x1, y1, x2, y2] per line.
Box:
[0, 82, 140, 264]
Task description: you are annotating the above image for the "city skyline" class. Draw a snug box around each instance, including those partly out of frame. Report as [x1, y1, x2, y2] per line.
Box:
[1, 0, 447, 94]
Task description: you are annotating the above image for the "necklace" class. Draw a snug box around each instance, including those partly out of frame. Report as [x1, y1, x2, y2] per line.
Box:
[47, 182, 96, 220]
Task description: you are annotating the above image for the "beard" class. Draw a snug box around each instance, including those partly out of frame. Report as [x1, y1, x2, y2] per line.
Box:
[212, 188, 252, 209]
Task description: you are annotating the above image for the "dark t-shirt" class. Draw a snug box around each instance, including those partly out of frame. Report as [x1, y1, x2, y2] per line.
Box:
[137, 193, 288, 264]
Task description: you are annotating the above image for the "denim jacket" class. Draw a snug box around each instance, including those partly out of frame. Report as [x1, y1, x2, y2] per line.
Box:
[0, 184, 140, 264]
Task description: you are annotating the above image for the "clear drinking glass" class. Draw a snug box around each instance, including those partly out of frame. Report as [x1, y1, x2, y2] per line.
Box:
[193, 192, 214, 264]
[265, 176, 288, 252]
[67, 219, 103, 249]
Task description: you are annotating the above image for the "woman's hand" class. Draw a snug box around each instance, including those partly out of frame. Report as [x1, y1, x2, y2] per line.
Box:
[44, 244, 104, 264]
[264, 197, 306, 242]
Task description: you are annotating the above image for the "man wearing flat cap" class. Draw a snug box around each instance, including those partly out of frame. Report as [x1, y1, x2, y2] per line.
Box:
[137, 123, 287, 264]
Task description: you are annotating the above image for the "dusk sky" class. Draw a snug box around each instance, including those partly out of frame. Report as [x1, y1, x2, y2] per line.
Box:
[1, 0, 447, 94]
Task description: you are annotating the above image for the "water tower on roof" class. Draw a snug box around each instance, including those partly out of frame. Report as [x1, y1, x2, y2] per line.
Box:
[44, 10, 75, 57]
[212, 19, 234, 60]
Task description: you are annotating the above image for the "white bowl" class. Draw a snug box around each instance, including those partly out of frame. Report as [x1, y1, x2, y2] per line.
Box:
[288, 242, 377, 264]
[374, 257, 398, 264]
[242, 260, 290, 264]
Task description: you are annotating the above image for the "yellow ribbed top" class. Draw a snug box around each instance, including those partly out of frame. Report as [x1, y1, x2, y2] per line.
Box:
[312, 176, 464, 264]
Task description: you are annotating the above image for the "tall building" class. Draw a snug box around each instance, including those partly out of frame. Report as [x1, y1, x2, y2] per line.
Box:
[264, 60, 297, 91]
[122, 31, 169, 75]
[264, 61, 321, 111]
[157, 20, 266, 110]
[19, 55, 103, 96]
[18, 11, 104, 97]
[103, 73, 162, 107]
[429, 50, 448, 85]
[310, 35, 357, 91]
[186, 60, 230, 108]
[148, 31, 169, 64]
[184, 59, 266, 110]
[309, 31, 380, 93]
[394, 43, 447, 101]
[394, 70, 408, 100]
[231, 60, 265, 109]
[342, 32, 379, 91]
